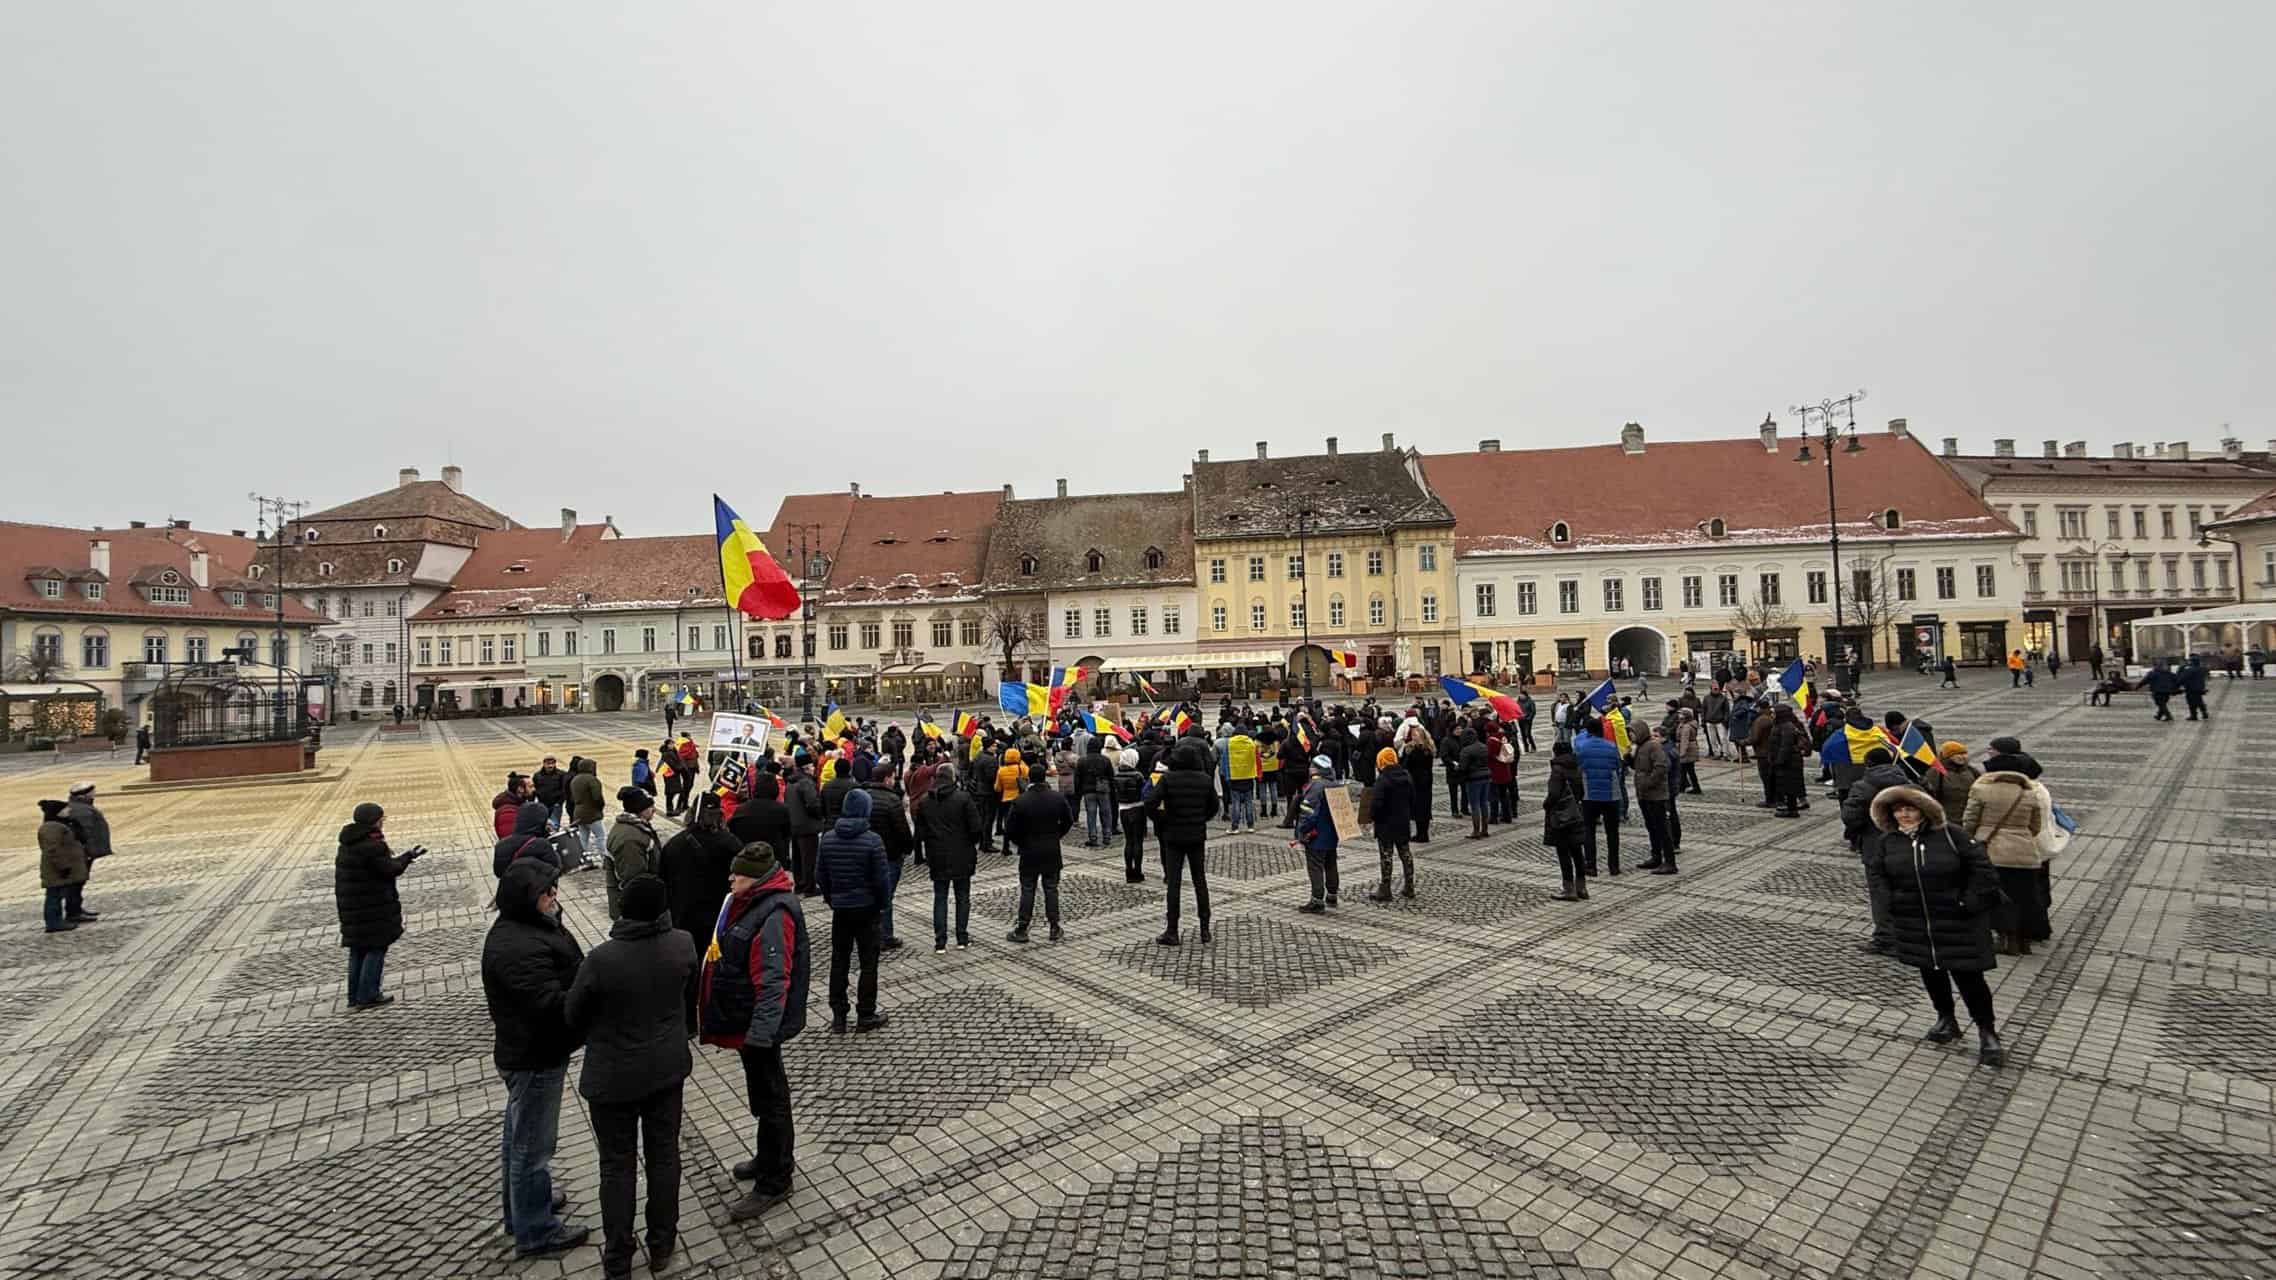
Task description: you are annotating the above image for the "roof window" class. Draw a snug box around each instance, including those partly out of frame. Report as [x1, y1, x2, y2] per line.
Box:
[1705, 517, 1727, 539]
[1549, 521, 1573, 545]
[1018, 554, 1039, 576]
[385, 558, 406, 574]
[372, 525, 388, 538]
[318, 562, 336, 577]
[303, 529, 320, 542]
[1143, 547, 1165, 570]
[1084, 549, 1104, 573]
[1881, 508, 1902, 530]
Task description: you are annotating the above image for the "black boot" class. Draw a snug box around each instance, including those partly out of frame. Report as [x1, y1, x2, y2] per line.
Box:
[1553, 877, 1578, 902]
[1923, 1016, 1960, 1043]
[1197, 920, 1212, 944]
[1977, 1026, 2004, 1067]
[1368, 873, 1393, 903]
[1400, 866, 1415, 899]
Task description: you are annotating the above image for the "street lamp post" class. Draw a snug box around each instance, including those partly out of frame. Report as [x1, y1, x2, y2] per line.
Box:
[1296, 508, 1315, 698]
[1788, 394, 1867, 662]
[785, 523, 825, 721]
[2080, 540, 2123, 665]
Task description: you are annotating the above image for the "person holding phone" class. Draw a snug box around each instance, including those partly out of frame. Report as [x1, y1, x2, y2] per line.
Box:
[332, 801, 426, 1009]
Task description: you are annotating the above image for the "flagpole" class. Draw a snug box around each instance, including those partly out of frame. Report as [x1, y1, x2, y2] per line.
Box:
[714, 495, 747, 714]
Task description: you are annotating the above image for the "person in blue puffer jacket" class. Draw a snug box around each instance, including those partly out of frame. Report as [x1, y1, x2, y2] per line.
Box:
[814, 787, 890, 1034]
[1573, 724, 1626, 877]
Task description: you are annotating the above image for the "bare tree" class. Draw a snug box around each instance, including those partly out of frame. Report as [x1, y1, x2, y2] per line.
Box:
[1726, 590, 1798, 648]
[4, 648, 73, 683]
[979, 602, 1032, 678]
[1835, 562, 1903, 666]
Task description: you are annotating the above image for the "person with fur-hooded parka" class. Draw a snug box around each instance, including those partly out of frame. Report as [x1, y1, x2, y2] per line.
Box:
[1866, 784, 2004, 1065]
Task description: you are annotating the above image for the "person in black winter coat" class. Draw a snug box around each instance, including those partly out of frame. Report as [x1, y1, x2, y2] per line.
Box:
[862, 764, 916, 951]
[532, 757, 569, 831]
[1400, 737, 1436, 844]
[1074, 737, 1118, 847]
[565, 876, 693, 1279]
[698, 843, 809, 1221]
[1142, 741, 1220, 945]
[726, 775, 793, 866]
[915, 765, 985, 951]
[482, 858, 589, 1257]
[334, 802, 427, 1009]
[1841, 750, 1913, 851]
[1366, 748, 1417, 901]
[1865, 785, 2004, 1066]
[1003, 776, 1073, 943]
[1766, 705, 1811, 817]
[814, 788, 889, 1033]
[658, 795, 741, 1034]
[784, 764, 826, 894]
[1543, 745, 1588, 900]
[495, 800, 560, 878]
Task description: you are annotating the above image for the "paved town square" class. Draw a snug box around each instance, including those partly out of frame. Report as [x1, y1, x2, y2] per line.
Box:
[0, 676, 2268, 1279]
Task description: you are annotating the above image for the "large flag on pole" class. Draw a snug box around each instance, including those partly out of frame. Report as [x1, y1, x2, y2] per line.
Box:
[1583, 678, 1617, 713]
[713, 496, 803, 620]
[1437, 675, 1525, 721]
[999, 681, 1050, 717]
[1774, 659, 1810, 712]
[1135, 674, 1160, 700]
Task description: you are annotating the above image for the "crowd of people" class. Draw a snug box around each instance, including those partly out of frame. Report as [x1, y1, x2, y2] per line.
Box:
[292, 657, 2102, 1275]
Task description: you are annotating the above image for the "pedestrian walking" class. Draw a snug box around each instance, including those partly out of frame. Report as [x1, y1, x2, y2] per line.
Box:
[604, 788, 663, 920]
[335, 802, 427, 1008]
[37, 799, 90, 933]
[565, 876, 692, 1280]
[1544, 744, 1589, 900]
[658, 795, 740, 1034]
[132, 723, 150, 765]
[1142, 740, 1219, 946]
[2180, 656, 2211, 721]
[482, 859, 589, 1257]
[1366, 747, 1416, 901]
[815, 788, 889, 1033]
[698, 842, 809, 1222]
[1865, 787, 2004, 1066]
[1003, 773, 1071, 943]
[1293, 756, 1343, 912]
[914, 764, 983, 951]
[2138, 660, 2180, 721]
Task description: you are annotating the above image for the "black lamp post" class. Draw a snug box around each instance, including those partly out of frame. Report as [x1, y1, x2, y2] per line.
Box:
[1789, 394, 1867, 658]
[1296, 507, 1315, 698]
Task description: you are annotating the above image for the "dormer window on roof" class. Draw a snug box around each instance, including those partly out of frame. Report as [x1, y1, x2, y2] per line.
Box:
[385, 558, 406, 574]
[1018, 554, 1039, 576]
[302, 529, 320, 542]
[875, 531, 901, 545]
[1705, 517, 1727, 539]
[317, 562, 336, 577]
[83, 582, 104, 601]
[1084, 549, 1104, 574]
[247, 563, 264, 579]
[927, 529, 952, 543]
[1143, 547, 1165, 570]
[1881, 508, 1902, 530]
[373, 525, 388, 538]
[1549, 521, 1572, 545]
[224, 589, 245, 607]
[503, 561, 529, 574]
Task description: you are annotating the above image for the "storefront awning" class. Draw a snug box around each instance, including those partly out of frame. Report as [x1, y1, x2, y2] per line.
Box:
[434, 677, 540, 692]
[0, 683, 102, 698]
[1096, 650, 1285, 672]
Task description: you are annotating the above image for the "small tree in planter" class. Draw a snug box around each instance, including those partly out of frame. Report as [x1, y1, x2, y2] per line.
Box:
[97, 708, 131, 744]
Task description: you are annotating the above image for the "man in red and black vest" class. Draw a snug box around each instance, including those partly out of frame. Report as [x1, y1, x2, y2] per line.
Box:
[697, 842, 809, 1222]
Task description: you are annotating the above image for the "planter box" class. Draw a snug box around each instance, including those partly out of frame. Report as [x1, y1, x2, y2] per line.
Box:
[55, 738, 116, 755]
[147, 739, 309, 783]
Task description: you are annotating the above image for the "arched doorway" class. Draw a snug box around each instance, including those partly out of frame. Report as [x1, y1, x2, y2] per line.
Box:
[1287, 644, 1333, 688]
[1072, 655, 1106, 695]
[592, 674, 626, 712]
[1606, 626, 1668, 678]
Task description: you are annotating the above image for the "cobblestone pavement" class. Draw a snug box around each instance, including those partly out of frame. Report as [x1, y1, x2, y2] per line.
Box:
[0, 678, 2269, 1278]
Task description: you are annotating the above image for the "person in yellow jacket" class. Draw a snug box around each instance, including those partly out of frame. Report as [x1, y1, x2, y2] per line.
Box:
[1223, 729, 1259, 831]
[995, 747, 1028, 853]
[1256, 734, 1282, 821]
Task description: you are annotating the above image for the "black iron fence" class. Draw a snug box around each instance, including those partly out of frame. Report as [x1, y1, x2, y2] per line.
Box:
[149, 689, 311, 749]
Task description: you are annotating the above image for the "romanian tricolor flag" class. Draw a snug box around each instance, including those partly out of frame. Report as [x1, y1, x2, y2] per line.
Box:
[1135, 674, 1160, 700]
[916, 714, 946, 742]
[1774, 660, 1810, 713]
[1046, 665, 1085, 713]
[1819, 722, 1884, 768]
[822, 703, 847, 741]
[1172, 710, 1193, 735]
[952, 710, 979, 738]
[752, 705, 788, 730]
[1331, 648, 1360, 669]
[999, 681, 1050, 717]
[713, 496, 803, 621]
[1601, 706, 1631, 753]
[1293, 720, 1315, 754]
[1437, 675, 1524, 722]
[1087, 711, 1130, 741]
[1897, 723, 1944, 774]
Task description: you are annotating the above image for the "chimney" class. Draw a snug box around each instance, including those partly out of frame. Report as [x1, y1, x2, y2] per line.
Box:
[849, 481, 861, 498]
[560, 507, 576, 538]
[1001, 484, 1013, 499]
[2063, 441, 2087, 458]
[1941, 437, 1958, 458]
[188, 548, 210, 588]
[2114, 442, 2133, 460]
[441, 465, 463, 493]
[2170, 441, 2190, 460]
[1759, 414, 1779, 453]
[172, 519, 191, 530]
[1992, 439, 2015, 458]
[1255, 441, 1268, 460]
[1479, 439, 1501, 452]
[2154, 443, 2168, 458]
[398, 467, 420, 488]
[88, 539, 110, 577]
[231, 529, 246, 538]
[2221, 437, 2242, 460]
[1619, 422, 1645, 455]
[1886, 417, 1909, 438]
[1381, 432, 1396, 453]
[2042, 440, 2059, 458]
[1197, 448, 1209, 464]
[129, 519, 148, 529]
[1055, 478, 1068, 498]
[1324, 436, 1338, 456]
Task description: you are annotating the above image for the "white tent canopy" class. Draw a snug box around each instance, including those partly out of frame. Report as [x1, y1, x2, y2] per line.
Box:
[2127, 601, 2276, 665]
[1096, 650, 1286, 672]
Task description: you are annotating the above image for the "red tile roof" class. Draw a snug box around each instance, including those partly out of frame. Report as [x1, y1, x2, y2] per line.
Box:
[0, 521, 324, 624]
[1419, 434, 2016, 556]
[411, 525, 615, 621]
[2211, 485, 2276, 526]
[300, 479, 522, 530]
[758, 490, 1004, 606]
[530, 535, 724, 613]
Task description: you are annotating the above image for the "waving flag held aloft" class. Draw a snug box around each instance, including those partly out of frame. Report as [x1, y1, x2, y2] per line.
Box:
[1172, 710, 1193, 735]
[1331, 648, 1361, 669]
[1437, 675, 1525, 721]
[1897, 722, 1944, 774]
[999, 681, 1050, 718]
[1584, 678, 1617, 713]
[1087, 711, 1131, 741]
[915, 714, 946, 742]
[1135, 673, 1160, 700]
[822, 703, 847, 741]
[713, 496, 803, 621]
[751, 705, 788, 730]
[952, 710, 979, 738]
[1774, 659, 1810, 712]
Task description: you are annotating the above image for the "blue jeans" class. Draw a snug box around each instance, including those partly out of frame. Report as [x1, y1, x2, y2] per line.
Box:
[1464, 779, 1491, 817]
[578, 821, 604, 856]
[1224, 782, 1254, 829]
[880, 859, 904, 942]
[545, 802, 565, 831]
[500, 1065, 567, 1248]
[1083, 791, 1117, 843]
[347, 946, 387, 1004]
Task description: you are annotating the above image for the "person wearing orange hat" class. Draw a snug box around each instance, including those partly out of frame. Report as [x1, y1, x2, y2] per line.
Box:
[1366, 747, 1417, 901]
[1925, 741, 1980, 817]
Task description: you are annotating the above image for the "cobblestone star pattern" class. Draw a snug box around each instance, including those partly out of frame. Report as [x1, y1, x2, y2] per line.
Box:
[2207, 852, 2276, 889]
[0, 922, 145, 973]
[214, 920, 494, 1000]
[1180, 835, 1308, 880]
[1104, 914, 1402, 1008]
[2187, 904, 2276, 960]
[1748, 861, 1869, 906]
[1395, 986, 1851, 1174]
[1618, 909, 1923, 1005]
[1348, 869, 1557, 925]
[789, 985, 1123, 1149]
[935, 1117, 1609, 1280]
[2159, 986, 2276, 1084]
[2108, 1131, 2276, 1277]
[263, 882, 483, 935]
[972, 872, 1158, 923]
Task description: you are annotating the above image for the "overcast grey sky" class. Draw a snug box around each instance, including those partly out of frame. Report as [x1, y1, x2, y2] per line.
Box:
[6, 2, 2271, 536]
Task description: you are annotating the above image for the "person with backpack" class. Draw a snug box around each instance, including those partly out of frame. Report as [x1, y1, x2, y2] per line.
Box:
[495, 798, 562, 877]
[1543, 744, 1588, 900]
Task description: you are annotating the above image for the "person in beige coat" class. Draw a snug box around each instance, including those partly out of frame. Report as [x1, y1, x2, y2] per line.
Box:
[1962, 770, 2045, 955]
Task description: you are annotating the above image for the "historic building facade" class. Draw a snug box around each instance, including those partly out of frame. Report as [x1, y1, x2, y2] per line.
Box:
[1940, 435, 2276, 662]
[976, 484, 1196, 696]
[1190, 436, 1459, 689]
[1428, 419, 2025, 679]
[406, 520, 616, 712]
